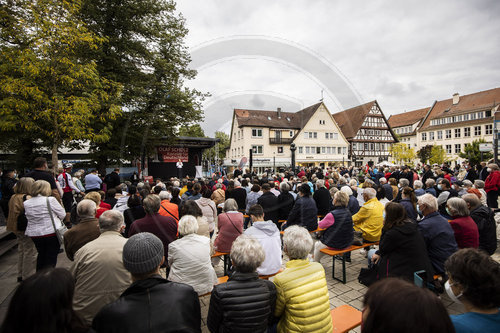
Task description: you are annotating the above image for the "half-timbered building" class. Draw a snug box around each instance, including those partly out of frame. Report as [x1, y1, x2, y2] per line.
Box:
[332, 100, 397, 166]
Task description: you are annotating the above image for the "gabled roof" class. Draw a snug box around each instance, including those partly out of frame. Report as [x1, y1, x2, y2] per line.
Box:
[233, 103, 322, 129]
[420, 87, 500, 131]
[388, 107, 429, 128]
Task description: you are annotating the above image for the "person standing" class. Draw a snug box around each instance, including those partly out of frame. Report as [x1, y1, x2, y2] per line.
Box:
[484, 163, 500, 208]
[57, 164, 80, 221]
[176, 159, 183, 179]
[84, 169, 102, 193]
[0, 170, 17, 219]
[25, 157, 61, 202]
[104, 168, 121, 190]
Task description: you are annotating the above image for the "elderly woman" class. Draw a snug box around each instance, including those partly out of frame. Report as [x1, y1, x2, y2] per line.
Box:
[474, 179, 488, 206]
[446, 197, 479, 249]
[273, 225, 332, 332]
[214, 199, 243, 253]
[211, 182, 226, 206]
[425, 178, 437, 197]
[24, 180, 66, 271]
[414, 180, 425, 197]
[6, 177, 37, 282]
[284, 184, 318, 231]
[73, 172, 86, 193]
[276, 183, 294, 221]
[207, 235, 277, 332]
[484, 163, 500, 208]
[180, 200, 210, 238]
[195, 189, 217, 237]
[445, 248, 500, 333]
[314, 191, 353, 263]
[167, 215, 217, 295]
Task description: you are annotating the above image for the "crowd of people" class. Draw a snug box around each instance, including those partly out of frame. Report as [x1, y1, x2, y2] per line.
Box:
[0, 157, 499, 332]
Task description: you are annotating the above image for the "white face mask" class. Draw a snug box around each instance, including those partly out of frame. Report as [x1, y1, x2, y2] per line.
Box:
[487, 168, 492, 173]
[444, 280, 462, 303]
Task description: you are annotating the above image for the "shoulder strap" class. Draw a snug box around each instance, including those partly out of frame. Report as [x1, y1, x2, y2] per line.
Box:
[225, 213, 242, 235]
[160, 204, 178, 221]
[46, 197, 57, 233]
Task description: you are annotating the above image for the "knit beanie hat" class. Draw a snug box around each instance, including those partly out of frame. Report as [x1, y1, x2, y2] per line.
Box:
[123, 232, 164, 274]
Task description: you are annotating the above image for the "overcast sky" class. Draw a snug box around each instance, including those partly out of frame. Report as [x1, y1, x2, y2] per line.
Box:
[176, 0, 500, 135]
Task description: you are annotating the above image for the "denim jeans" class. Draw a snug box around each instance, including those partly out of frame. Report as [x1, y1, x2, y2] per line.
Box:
[367, 249, 378, 269]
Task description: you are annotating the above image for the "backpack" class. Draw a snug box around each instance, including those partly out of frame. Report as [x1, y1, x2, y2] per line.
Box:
[16, 195, 29, 231]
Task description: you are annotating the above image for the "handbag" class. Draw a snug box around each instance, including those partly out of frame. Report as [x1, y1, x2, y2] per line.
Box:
[358, 266, 378, 286]
[47, 197, 68, 246]
[16, 195, 29, 231]
[352, 230, 363, 246]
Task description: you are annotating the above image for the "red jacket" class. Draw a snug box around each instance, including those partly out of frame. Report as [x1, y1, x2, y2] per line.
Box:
[485, 170, 500, 193]
[449, 216, 479, 249]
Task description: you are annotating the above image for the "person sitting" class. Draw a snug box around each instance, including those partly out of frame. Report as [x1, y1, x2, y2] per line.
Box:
[244, 204, 282, 275]
[313, 179, 331, 216]
[340, 186, 360, 215]
[0, 268, 88, 333]
[425, 178, 437, 197]
[179, 200, 210, 238]
[84, 191, 110, 219]
[128, 194, 178, 262]
[414, 180, 425, 197]
[473, 180, 488, 206]
[362, 278, 455, 333]
[283, 184, 318, 232]
[92, 233, 201, 333]
[416, 194, 457, 275]
[276, 182, 294, 222]
[257, 183, 279, 226]
[399, 187, 417, 222]
[368, 202, 434, 282]
[437, 179, 458, 217]
[195, 189, 217, 238]
[70, 210, 132, 325]
[213, 199, 243, 253]
[378, 177, 394, 200]
[314, 191, 353, 263]
[446, 197, 479, 249]
[445, 248, 500, 333]
[352, 187, 384, 242]
[229, 180, 247, 213]
[207, 235, 276, 333]
[158, 190, 179, 221]
[461, 194, 497, 255]
[167, 215, 217, 296]
[273, 225, 332, 332]
[210, 182, 225, 207]
[63, 199, 100, 261]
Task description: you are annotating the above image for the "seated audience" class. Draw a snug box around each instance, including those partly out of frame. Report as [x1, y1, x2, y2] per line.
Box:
[340, 186, 360, 215]
[313, 179, 331, 216]
[195, 189, 217, 237]
[437, 179, 458, 217]
[425, 178, 437, 197]
[446, 197, 479, 249]
[207, 235, 276, 333]
[158, 190, 179, 221]
[92, 233, 201, 332]
[179, 200, 210, 238]
[273, 225, 332, 332]
[244, 204, 282, 275]
[284, 184, 318, 231]
[122, 194, 146, 237]
[276, 182, 294, 222]
[64, 199, 100, 261]
[399, 187, 417, 221]
[445, 248, 500, 333]
[473, 180, 488, 206]
[352, 188, 384, 242]
[214, 199, 243, 253]
[462, 193, 497, 254]
[413, 180, 425, 196]
[168, 215, 217, 295]
[314, 191, 353, 263]
[362, 278, 455, 333]
[416, 194, 457, 275]
[70, 210, 132, 325]
[210, 182, 225, 206]
[0, 268, 88, 333]
[378, 177, 394, 200]
[368, 202, 434, 282]
[257, 183, 279, 226]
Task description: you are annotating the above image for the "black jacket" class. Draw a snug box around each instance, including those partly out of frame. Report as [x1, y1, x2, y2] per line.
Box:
[92, 276, 201, 333]
[285, 196, 318, 231]
[313, 187, 331, 216]
[421, 169, 434, 186]
[207, 271, 276, 333]
[376, 221, 434, 282]
[277, 192, 295, 220]
[257, 192, 279, 224]
[227, 187, 247, 212]
[464, 169, 478, 182]
[470, 205, 497, 255]
[105, 171, 121, 189]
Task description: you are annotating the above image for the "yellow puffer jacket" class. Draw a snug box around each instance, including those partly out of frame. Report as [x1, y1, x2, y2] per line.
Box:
[273, 259, 332, 333]
[352, 197, 384, 242]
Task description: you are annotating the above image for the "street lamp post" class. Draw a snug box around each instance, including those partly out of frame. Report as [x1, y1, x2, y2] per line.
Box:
[290, 143, 296, 174]
[273, 152, 276, 174]
[494, 111, 498, 164]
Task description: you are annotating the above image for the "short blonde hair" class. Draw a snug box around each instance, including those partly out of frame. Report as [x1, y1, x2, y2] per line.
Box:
[178, 215, 198, 236]
[14, 177, 34, 195]
[334, 191, 349, 207]
[31, 180, 51, 197]
[85, 192, 101, 205]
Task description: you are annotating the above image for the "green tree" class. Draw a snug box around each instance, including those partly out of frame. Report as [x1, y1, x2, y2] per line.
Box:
[417, 145, 433, 164]
[0, 0, 121, 168]
[81, 0, 206, 169]
[178, 124, 206, 137]
[459, 138, 493, 167]
[203, 131, 229, 161]
[429, 145, 448, 165]
[390, 143, 416, 165]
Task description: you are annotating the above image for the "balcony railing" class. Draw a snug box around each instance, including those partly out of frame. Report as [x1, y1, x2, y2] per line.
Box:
[269, 137, 293, 144]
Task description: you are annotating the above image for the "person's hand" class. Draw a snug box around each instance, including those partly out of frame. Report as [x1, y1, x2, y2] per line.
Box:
[371, 253, 380, 264]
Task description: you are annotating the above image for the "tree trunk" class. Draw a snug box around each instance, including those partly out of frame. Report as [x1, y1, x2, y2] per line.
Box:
[52, 142, 59, 171]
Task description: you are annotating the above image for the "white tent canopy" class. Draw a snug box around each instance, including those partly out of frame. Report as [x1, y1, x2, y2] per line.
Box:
[376, 161, 396, 167]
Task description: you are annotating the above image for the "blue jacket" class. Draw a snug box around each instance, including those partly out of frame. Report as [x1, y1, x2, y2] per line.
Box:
[285, 196, 318, 231]
[417, 211, 458, 274]
[400, 198, 417, 222]
[347, 195, 360, 215]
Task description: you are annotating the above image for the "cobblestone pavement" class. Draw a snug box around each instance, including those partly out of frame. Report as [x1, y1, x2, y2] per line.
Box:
[1, 242, 498, 332]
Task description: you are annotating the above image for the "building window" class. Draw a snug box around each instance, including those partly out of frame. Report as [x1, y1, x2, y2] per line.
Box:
[305, 146, 310, 154]
[343, 147, 347, 154]
[316, 147, 321, 154]
[455, 128, 461, 138]
[471, 113, 476, 120]
[251, 128, 262, 138]
[455, 144, 461, 154]
[319, 120, 325, 125]
[446, 145, 452, 154]
[337, 147, 342, 154]
[289, 130, 293, 137]
[252, 145, 263, 154]
[327, 147, 331, 154]
[352, 143, 357, 150]
[421, 133, 427, 141]
[477, 112, 484, 119]
[486, 124, 493, 135]
[334, 133, 339, 140]
[474, 126, 481, 136]
[298, 146, 303, 154]
[429, 132, 435, 140]
[437, 131, 442, 140]
[277, 146, 283, 154]
[314, 132, 317, 139]
[325, 133, 329, 139]
[445, 130, 451, 139]
[321, 147, 326, 154]
[464, 127, 471, 137]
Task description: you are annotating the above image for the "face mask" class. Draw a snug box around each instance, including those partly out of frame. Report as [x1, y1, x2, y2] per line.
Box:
[437, 184, 442, 190]
[417, 204, 422, 215]
[446, 207, 451, 216]
[444, 280, 462, 303]
[487, 168, 492, 173]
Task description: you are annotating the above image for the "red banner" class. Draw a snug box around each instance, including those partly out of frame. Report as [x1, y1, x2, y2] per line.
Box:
[157, 146, 189, 162]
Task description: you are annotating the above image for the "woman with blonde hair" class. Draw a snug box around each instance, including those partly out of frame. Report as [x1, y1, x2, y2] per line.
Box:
[6, 177, 37, 282]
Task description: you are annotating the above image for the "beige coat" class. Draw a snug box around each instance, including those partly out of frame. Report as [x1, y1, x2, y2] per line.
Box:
[70, 231, 131, 325]
[211, 189, 225, 206]
[6, 194, 26, 233]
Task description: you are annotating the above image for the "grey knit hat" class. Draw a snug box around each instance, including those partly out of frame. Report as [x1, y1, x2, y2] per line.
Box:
[123, 233, 164, 274]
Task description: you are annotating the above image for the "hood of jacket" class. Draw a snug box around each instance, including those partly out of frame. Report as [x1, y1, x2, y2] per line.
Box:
[252, 221, 279, 236]
[388, 220, 417, 236]
[196, 197, 212, 207]
[471, 205, 490, 218]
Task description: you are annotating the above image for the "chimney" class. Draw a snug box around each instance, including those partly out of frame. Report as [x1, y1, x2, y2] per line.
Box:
[453, 93, 459, 105]
[277, 107, 282, 119]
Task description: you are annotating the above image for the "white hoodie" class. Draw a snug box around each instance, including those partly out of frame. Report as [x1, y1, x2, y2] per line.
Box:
[244, 220, 282, 275]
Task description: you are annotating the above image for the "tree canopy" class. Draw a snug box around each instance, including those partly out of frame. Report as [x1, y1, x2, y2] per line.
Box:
[458, 139, 493, 167]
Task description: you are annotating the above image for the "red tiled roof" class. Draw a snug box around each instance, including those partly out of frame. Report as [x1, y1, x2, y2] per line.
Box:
[331, 101, 375, 139]
[420, 87, 500, 131]
[387, 107, 429, 128]
[234, 103, 322, 129]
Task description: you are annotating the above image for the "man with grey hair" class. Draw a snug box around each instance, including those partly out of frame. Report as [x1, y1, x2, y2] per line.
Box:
[313, 179, 331, 216]
[92, 232, 201, 332]
[273, 226, 332, 332]
[64, 199, 100, 261]
[158, 190, 179, 221]
[352, 187, 384, 242]
[129, 194, 177, 260]
[462, 193, 497, 254]
[417, 194, 457, 274]
[70, 210, 132, 325]
[379, 177, 393, 201]
[473, 179, 488, 206]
